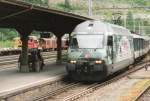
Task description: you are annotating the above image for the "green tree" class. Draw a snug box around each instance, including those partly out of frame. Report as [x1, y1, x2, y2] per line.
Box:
[126, 11, 134, 31]
[134, 0, 146, 6]
[0, 28, 18, 40]
[24, 0, 48, 6]
[64, 0, 71, 11]
[65, 0, 70, 8]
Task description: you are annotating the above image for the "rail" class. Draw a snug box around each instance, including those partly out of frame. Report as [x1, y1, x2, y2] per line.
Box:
[38, 59, 150, 101]
[60, 60, 150, 101]
[1, 54, 150, 101]
[0, 51, 67, 66]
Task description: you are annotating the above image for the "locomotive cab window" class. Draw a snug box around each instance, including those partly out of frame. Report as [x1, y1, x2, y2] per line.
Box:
[70, 34, 104, 49]
[70, 38, 78, 49]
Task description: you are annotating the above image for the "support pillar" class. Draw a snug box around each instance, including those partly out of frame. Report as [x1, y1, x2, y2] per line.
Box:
[20, 35, 29, 72]
[17, 28, 32, 72]
[69, 34, 71, 42]
[56, 35, 62, 64]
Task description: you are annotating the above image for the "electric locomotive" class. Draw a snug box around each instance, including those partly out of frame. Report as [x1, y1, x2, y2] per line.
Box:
[66, 20, 135, 81]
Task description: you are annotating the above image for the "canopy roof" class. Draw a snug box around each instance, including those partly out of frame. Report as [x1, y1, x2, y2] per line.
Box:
[0, 0, 92, 36]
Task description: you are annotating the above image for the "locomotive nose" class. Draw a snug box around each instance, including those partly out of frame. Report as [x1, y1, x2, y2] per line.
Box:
[66, 59, 105, 74]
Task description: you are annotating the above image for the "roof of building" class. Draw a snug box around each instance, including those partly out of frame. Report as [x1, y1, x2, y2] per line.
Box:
[0, 0, 92, 36]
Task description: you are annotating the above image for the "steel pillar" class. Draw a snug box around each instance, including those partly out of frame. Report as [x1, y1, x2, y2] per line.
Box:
[69, 34, 71, 42]
[56, 36, 62, 63]
[17, 28, 32, 72]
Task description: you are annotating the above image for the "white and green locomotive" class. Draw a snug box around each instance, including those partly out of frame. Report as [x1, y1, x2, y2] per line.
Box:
[66, 20, 147, 81]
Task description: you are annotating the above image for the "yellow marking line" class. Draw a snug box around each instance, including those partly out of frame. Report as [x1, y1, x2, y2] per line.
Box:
[118, 71, 150, 101]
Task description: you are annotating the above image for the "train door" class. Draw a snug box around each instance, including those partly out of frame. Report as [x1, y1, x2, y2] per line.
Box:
[107, 35, 115, 74]
[107, 36, 113, 64]
[112, 35, 122, 71]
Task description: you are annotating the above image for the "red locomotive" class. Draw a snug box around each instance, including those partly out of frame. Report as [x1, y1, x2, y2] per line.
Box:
[39, 37, 68, 51]
[28, 36, 39, 49]
[14, 36, 68, 51]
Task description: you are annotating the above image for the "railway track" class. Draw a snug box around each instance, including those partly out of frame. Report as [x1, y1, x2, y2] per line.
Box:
[0, 51, 67, 71]
[0, 48, 67, 56]
[37, 58, 150, 101]
[0, 56, 149, 101]
[0, 51, 67, 66]
[0, 48, 21, 56]
[1, 55, 150, 101]
[33, 82, 80, 101]
[0, 58, 57, 71]
[0, 51, 63, 61]
[0, 55, 57, 66]
[133, 77, 150, 101]
[136, 86, 150, 101]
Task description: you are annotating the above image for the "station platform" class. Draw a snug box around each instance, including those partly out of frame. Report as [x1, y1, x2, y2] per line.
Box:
[0, 63, 66, 96]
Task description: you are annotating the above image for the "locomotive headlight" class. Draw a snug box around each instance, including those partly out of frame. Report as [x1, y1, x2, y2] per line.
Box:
[70, 60, 77, 64]
[95, 60, 102, 64]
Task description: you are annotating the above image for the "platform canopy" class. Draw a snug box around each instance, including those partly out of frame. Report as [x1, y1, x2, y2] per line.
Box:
[0, 0, 92, 36]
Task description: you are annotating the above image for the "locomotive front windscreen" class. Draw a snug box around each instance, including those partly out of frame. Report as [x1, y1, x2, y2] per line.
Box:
[70, 34, 104, 49]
